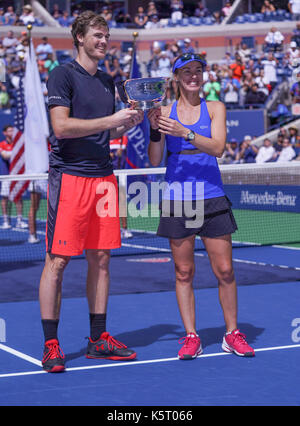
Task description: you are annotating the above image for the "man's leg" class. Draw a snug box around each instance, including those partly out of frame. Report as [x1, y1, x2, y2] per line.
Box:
[85, 248, 136, 361]
[39, 252, 70, 372]
[86, 249, 110, 341]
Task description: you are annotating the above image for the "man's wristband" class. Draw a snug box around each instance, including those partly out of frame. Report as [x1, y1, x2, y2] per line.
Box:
[150, 127, 161, 142]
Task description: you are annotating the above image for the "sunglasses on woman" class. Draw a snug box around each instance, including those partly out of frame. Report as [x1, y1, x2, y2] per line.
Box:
[173, 53, 207, 73]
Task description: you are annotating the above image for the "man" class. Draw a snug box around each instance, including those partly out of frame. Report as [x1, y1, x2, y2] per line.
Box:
[236, 135, 258, 163]
[276, 138, 296, 162]
[36, 37, 54, 62]
[40, 11, 144, 373]
[245, 83, 267, 106]
[289, 0, 300, 21]
[255, 138, 275, 163]
[0, 124, 28, 230]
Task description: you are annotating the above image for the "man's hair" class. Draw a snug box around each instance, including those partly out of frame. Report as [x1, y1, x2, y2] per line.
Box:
[71, 11, 109, 50]
[3, 124, 13, 132]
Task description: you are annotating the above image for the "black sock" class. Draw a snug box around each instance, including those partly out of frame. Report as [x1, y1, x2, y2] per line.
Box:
[41, 319, 59, 343]
[89, 313, 106, 341]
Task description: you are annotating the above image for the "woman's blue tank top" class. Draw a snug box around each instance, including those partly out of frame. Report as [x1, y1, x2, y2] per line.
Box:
[164, 99, 225, 201]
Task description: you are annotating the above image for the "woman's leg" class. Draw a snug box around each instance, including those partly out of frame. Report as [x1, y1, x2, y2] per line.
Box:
[202, 234, 237, 333]
[170, 235, 197, 335]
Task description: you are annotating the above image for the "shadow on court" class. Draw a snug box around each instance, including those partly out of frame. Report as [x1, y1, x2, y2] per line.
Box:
[64, 322, 264, 362]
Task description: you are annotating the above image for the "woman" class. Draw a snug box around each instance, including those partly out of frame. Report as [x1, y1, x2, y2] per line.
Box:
[147, 53, 255, 359]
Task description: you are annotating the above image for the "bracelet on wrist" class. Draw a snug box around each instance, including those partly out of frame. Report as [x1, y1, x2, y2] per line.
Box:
[150, 127, 161, 142]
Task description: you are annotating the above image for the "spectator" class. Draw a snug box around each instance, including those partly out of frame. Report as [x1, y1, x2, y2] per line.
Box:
[255, 138, 275, 163]
[36, 37, 54, 62]
[254, 69, 270, 97]
[290, 72, 300, 102]
[182, 38, 194, 54]
[229, 53, 245, 81]
[222, 2, 232, 17]
[121, 47, 133, 77]
[238, 43, 252, 63]
[0, 125, 28, 230]
[261, 1, 276, 13]
[288, 125, 298, 145]
[194, 1, 210, 18]
[219, 51, 234, 67]
[288, 41, 300, 67]
[222, 68, 240, 105]
[0, 82, 10, 109]
[145, 14, 161, 29]
[157, 51, 172, 78]
[4, 6, 16, 25]
[276, 137, 296, 161]
[58, 10, 71, 27]
[52, 3, 62, 17]
[2, 31, 18, 56]
[109, 134, 133, 238]
[222, 138, 239, 164]
[16, 35, 30, 60]
[134, 6, 148, 28]
[68, 10, 80, 26]
[104, 46, 118, 76]
[110, 57, 127, 84]
[170, 0, 183, 23]
[19, 4, 35, 26]
[44, 53, 59, 74]
[289, 0, 300, 20]
[203, 73, 221, 101]
[292, 22, 300, 47]
[0, 8, 5, 25]
[261, 52, 278, 89]
[100, 6, 113, 24]
[245, 83, 267, 106]
[147, 2, 159, 20]
[264, 27, 284, 52]
[236, 135, 258, 163]
[148, 43, 161, 77]
[115, 9, 132, 25]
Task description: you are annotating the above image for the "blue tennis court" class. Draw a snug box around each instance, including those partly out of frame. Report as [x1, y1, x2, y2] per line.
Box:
[0, 243, 299, 406]
[0, 164, 300, 406]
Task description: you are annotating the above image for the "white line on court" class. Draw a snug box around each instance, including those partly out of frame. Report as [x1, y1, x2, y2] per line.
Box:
[0, 343, 300, 379]
[0, 343, 42, 367]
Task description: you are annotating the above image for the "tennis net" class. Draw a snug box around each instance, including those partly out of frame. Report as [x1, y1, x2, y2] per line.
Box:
[0, 162, 299, 264]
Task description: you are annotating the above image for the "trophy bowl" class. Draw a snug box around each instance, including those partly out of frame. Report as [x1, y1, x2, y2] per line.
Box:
[116, 77, 169, 110]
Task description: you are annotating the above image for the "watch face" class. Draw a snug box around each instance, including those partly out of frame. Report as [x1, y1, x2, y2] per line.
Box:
[188, 131, 195, 140]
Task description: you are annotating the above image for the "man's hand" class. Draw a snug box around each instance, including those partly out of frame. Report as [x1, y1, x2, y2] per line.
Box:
[111, 108, 144, 130]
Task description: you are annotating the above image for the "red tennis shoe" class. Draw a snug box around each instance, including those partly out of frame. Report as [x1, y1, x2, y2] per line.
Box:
[42, 339, 65, 373]
[178, 333, 203, 360]
[222, 329, 255, 357]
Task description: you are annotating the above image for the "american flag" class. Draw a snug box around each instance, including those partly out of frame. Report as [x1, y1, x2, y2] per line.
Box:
[9, 70, 29, 202]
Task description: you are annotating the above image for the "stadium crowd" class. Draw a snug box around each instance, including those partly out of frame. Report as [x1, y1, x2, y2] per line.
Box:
[0, 0, 300, 164]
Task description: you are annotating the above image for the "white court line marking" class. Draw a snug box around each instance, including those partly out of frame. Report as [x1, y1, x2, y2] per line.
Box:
[0, 343, 300, 379]
[0, 344, 41, 367]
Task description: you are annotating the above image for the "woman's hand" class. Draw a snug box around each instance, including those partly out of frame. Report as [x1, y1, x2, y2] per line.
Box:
[147, 107, 162, 130]
[157, 115, 187, 139]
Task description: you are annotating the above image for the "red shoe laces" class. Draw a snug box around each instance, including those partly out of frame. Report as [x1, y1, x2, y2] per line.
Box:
[106, 335, 127, 351]
[43, 341, 65, 362]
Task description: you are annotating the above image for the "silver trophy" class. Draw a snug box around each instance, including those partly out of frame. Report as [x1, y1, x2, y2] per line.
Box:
[116, 77, 169, 110]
